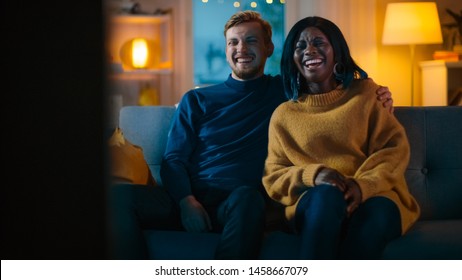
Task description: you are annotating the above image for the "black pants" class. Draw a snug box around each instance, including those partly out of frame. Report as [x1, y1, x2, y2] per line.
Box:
[107, 183, 266, 259]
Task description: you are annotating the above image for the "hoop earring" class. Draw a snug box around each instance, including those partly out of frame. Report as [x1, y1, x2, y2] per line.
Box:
[333, 62, 345, 83]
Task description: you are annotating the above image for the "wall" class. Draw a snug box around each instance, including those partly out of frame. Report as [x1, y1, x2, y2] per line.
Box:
[287, 0, 379, 79]
[138, 0, 194, 103]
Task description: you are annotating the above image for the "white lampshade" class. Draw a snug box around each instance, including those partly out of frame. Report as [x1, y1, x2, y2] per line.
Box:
[382, 2, 443, 45]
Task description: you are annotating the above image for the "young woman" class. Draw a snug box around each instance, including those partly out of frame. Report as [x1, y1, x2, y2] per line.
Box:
[262, 16, 420, 259]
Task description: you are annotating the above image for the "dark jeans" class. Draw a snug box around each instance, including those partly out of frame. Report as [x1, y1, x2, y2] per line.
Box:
[295, 184, 401, 259]
[107, 183, 265, 260]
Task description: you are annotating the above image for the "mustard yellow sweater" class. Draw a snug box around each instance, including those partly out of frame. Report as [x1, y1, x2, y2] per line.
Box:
[263, 78, 420, 234]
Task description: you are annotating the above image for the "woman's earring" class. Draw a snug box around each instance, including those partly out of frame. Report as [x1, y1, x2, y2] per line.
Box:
[333, 62, 345, 83]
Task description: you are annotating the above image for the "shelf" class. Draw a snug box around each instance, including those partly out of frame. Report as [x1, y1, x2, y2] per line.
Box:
[109, 14, 170, 24]
[419, 60, 462, 68]
[106, 12, 174, 106]
[109, 69, 173, 81]
[107, 13, 172, 69]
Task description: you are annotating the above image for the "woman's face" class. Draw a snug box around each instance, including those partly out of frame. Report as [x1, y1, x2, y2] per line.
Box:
[293, 26, 336, 93]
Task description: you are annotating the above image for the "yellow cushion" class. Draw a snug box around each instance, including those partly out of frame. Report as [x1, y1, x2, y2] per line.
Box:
[108, 127, 156, 186]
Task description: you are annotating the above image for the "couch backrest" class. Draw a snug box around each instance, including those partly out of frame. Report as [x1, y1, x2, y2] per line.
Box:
[119, 106, 176, 187]
[119, 105, 462, 220]
[394, 106, 462, 220]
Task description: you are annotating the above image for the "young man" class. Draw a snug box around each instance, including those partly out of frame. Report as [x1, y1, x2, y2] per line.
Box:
[109, 10, 394, 260]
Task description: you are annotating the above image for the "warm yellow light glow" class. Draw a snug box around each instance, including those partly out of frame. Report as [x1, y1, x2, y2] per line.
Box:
[202, 0, 208, 3]
[132, 38, 149, 68]
[119, 38, 157, 70]
[266, 0, 273, 4]
[251, 2, 257, 8]
[233, 2, 240, 8]
[382, 2, 443, 106]
[382, 2, 443, 45]
[280, 0, 285, 3]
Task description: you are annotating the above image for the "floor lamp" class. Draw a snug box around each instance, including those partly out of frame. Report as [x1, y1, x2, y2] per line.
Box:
[382, 2, 443, 106]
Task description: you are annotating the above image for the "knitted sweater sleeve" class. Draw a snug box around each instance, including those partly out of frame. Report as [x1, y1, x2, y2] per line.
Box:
[160, 91, 200, 203]
[262, 105, 324, 206]
[352, 95, 411, 202]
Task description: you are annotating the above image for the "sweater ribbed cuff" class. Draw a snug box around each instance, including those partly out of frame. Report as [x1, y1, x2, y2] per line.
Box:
[302, 164, 325, 186]
[354, 178, 376, 202]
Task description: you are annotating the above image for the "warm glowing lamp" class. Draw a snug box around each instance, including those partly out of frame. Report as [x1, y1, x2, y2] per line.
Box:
[382, 2, 443, 105]
[119, 38, 156, 70]
[132, 38, 149, 68]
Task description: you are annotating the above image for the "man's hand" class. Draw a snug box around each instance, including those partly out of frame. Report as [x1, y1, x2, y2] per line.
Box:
[179, 195, 212, 232]
[376, 85, 394, 113]
[315, 167, 347, 192]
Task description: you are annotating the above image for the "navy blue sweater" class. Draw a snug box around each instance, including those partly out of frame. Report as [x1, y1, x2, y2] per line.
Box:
[160, 74, 286, 204]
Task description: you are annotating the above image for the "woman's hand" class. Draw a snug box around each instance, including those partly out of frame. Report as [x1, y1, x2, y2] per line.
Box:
[344, 178, 362, 217]
[315, 167, 347, 192]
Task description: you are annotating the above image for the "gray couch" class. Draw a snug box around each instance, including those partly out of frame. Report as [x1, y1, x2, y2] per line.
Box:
[118, 105, 462, 259]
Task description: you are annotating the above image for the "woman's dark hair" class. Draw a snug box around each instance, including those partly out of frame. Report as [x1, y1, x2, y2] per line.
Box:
[281, 16, 368, 100]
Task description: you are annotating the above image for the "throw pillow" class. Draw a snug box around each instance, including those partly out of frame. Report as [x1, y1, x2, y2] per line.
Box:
[108, 127, 156, 186]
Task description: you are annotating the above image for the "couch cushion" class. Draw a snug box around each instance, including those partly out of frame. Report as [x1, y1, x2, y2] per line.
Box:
[144, 230, 220, 259]
[394, 107, 462, 220]
[382, 219, 462, 259]
[144, 230, 301, 260]
[259, 231, 300, 259]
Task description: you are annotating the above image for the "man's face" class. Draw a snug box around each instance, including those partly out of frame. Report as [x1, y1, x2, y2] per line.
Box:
[225, 21, 273, 81]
